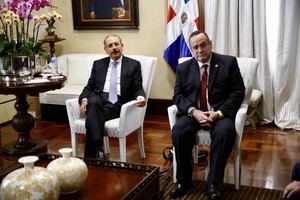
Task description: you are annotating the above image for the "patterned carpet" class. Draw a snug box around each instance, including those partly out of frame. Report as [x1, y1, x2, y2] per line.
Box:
[160, 176, 283, 200]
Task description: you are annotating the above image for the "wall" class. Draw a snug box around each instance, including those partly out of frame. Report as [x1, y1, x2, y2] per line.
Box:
[52, 0, 175, 100]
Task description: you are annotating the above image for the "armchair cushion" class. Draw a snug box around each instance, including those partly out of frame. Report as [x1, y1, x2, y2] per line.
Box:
[67, 56, 94, 85]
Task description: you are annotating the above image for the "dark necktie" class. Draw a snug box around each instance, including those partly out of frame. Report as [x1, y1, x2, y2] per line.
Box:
[108, 61, 118, 104]
[200, 64, 208, 111]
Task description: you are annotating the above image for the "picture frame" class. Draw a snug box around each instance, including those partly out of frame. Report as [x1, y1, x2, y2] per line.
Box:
[72, 0, 139, 30]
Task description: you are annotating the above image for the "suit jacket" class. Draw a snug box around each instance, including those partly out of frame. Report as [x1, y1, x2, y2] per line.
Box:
[173, 52, 245, 119]
[88, 0, 123, 19]
[79, 56, 145, 104]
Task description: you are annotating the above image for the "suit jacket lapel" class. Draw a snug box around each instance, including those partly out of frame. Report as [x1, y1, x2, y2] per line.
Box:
[100, 58, 110, 90]
[190, 58, 201, 87]
[208, 53, 219, 94]
[120, 56, 128, 95]
[189, 59, 201, 104]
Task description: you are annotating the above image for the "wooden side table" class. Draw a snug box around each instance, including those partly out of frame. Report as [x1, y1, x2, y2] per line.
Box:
[40, 37, 65, 59]
[0, 76, 66, 155]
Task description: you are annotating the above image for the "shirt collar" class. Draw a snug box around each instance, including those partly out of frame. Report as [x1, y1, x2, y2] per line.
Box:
[197, 54, 212, 67]
[110, 56, 122, 65]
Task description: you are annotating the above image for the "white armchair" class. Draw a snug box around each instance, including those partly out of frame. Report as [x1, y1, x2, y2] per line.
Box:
[168, 57, 259, 190]
[66, 55, 157, 162]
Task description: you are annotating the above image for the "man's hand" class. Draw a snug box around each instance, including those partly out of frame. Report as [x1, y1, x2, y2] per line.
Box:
[136, 96, 145, 107]
[207, 111, 221, 122]
[80, 100, 88, 114]
[116, 7, 125, 17]
[191, 110, 223, 126]
[283, 181, 300, 199]
[192, 109, 213, 125]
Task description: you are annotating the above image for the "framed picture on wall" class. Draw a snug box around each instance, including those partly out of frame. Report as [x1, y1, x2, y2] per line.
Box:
[72, 0, 139, 30]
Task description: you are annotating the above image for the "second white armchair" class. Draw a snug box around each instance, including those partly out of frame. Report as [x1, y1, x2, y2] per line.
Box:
[66, 55, 157, 162]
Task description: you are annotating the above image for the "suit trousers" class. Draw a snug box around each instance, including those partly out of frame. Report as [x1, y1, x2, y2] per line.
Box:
[289, 161, 300, 200]
[172, 115, 236, 186]
[84, 92, 121, 158]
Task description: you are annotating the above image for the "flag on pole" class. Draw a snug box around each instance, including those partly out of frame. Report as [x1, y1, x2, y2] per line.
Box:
[163, 0, 200, 71]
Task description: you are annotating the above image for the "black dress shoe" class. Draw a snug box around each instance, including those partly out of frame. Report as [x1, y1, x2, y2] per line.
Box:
[206, 184, 221, 200]
[96, 150, 107, 160]
[170, 182, 192, 199]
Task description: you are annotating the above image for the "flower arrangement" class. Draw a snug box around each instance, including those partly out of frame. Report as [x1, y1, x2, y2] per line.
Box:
[0, 0, 62, 70]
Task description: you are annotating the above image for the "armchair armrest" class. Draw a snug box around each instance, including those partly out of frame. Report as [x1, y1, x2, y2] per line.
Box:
[167, 105, 178, 130]
[119, 100, 146, 137]
[234, 103, 248, 147]
[66, 98, 81, 130]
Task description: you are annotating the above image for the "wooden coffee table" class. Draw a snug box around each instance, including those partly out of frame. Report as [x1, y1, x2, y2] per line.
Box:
[0, 154, 160, 200]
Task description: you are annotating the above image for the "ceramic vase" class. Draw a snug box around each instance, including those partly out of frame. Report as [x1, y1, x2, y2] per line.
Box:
[0, 156, 60, 200]
[47, 148, 88, 194]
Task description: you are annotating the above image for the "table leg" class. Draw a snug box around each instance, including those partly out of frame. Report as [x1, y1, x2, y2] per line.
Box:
[3, 95, 47, 155]
[49, 41, 55, 59]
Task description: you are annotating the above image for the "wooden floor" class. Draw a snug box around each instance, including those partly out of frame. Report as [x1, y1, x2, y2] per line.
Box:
[1, 114, 300, 191]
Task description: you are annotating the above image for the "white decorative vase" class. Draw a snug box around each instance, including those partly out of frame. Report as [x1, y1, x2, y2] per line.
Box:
[47, 148, 88, 194]
[0, 156, 60, 200]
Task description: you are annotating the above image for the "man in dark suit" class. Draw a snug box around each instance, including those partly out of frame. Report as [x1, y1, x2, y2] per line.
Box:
[283, 161, 300, 200]
[78, 34, 145, 159]
[170, 31, 245, 200]
[88, 0, 124, 19]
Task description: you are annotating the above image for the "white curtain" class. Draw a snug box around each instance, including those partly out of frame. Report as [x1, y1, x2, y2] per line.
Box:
[205, 0, 274, 124]
[274, 0, 300, 130]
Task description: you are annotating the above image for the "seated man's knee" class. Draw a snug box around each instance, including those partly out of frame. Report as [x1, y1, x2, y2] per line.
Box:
[214, 118, 235, 139]
[172, 117, 196, 143]
[87, 95, 103, 108]
[172, 122, 184, 141]
[86, 97, 105, 116]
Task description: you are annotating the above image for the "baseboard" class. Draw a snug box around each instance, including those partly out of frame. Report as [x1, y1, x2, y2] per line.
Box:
[40, 98, 173, 121]
[41, 104, 68, 121]
[146, 99, 173, 115]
